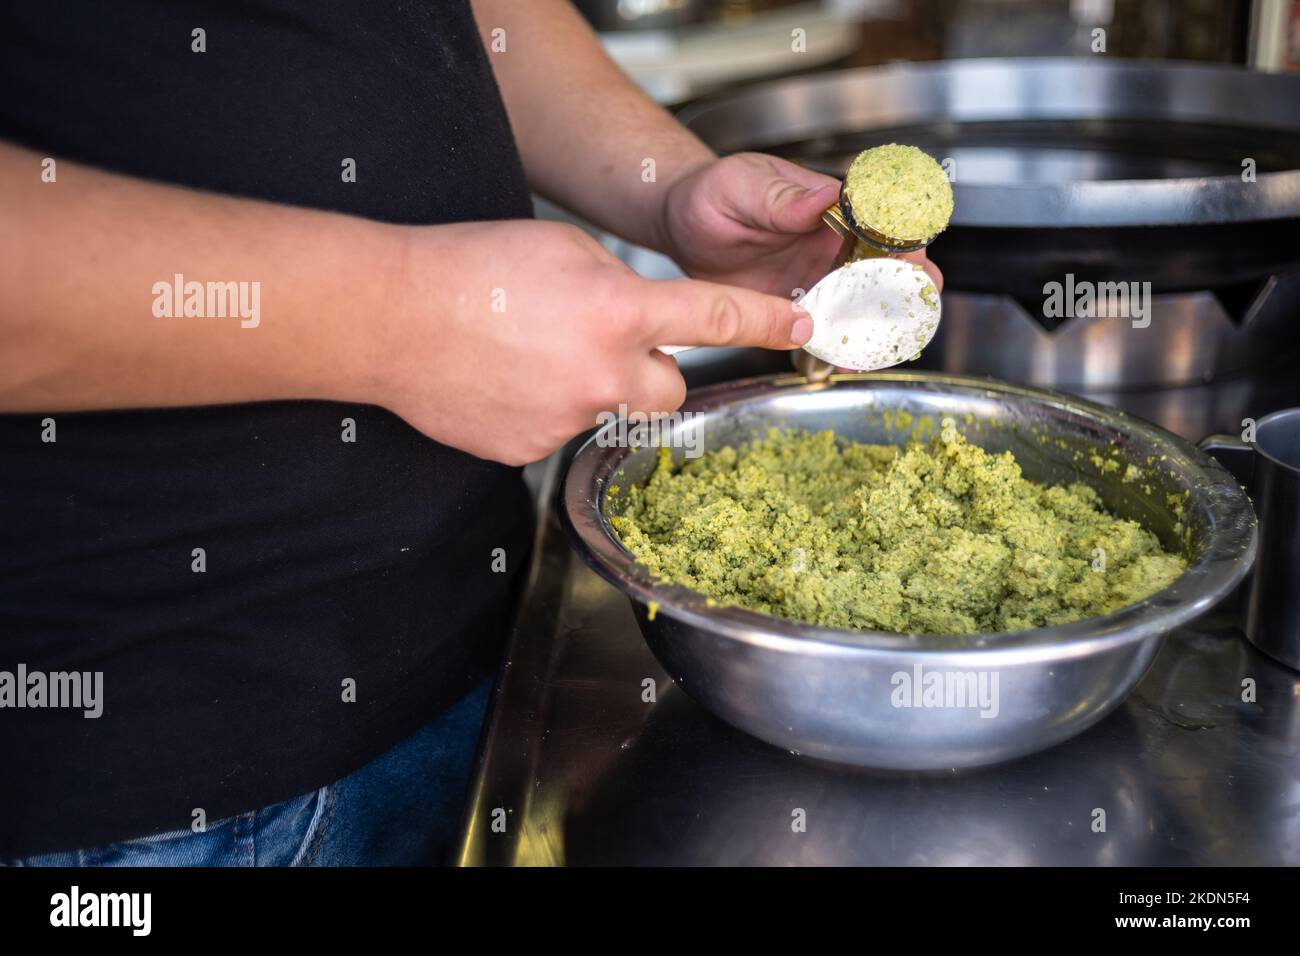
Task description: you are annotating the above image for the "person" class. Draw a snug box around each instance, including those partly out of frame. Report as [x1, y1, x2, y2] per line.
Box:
[0, 0, 941, 865]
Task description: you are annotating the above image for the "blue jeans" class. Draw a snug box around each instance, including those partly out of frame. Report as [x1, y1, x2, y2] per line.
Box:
[5, 680, 492, 867]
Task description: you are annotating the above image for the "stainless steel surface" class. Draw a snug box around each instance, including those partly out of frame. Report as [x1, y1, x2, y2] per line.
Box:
[560, 373, 1257, 770]
[1206, 408, 1300, 672]
[457, 448, 1297, 866]
[1245, 408, 1300, 670]
[678, 58, 1300, 296]
[574, 0, 718, 32]
[908, 276, 1300, 438]
[679, 58, 1300, 229]
[675, 57, 1300, 433]
[920, 280, 1300, 387]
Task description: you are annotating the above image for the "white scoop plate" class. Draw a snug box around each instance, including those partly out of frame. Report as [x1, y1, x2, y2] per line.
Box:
[797, 258, 941, 371]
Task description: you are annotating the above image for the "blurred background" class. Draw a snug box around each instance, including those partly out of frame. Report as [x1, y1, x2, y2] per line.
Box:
[550, 0, 1300, 439]
[581, 0, 1292, 103]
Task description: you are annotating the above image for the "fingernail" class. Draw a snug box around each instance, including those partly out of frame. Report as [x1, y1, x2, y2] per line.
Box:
[791, 317, 813, 345]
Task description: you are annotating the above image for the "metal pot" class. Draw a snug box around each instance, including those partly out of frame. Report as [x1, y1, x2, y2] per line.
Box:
[573, 0, 719, 32]
[674, 59, 1300, 438]
[562, 373, 1257, 769]
[1202, 409, 1300, 672]
[677, 58, 1300, 296]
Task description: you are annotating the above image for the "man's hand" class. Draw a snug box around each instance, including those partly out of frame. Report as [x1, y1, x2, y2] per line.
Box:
[657, 152, 944, 299]
[473, 1, 942, 305]
[0, 144, 809, 467]
[383, 220, 812, 465]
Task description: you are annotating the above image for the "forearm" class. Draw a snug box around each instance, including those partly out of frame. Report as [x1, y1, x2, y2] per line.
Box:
[0, 141, 402, 413]
[469, 0, 713, 253]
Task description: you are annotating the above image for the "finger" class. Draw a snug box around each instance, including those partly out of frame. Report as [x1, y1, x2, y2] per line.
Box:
[644, 278, 813, 351]
[795, 228, 846, 284]
[716, 154, 838, 235]
[630, 349, 689, 415]
[747, 153, 839, 194]
[763, 178, 840, 235]
[896, 250, 944, 294]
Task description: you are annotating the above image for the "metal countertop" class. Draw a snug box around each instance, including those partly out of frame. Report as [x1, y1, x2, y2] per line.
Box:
[457, 454, 1300, 867]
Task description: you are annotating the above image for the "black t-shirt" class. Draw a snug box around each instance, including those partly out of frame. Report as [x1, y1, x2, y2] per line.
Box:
[0, 0, 534, 857]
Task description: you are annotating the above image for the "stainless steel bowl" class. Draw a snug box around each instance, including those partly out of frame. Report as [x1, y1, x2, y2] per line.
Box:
[562, 373, 1257, 769]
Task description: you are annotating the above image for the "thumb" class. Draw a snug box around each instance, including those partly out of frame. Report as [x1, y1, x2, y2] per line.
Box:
[644, 278, 813, 351]
[763, 179, 839, 235]
[897, 250, 944, 294]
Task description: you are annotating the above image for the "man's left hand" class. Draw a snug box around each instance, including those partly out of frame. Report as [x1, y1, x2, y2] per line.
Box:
[657, 152, 943, 301]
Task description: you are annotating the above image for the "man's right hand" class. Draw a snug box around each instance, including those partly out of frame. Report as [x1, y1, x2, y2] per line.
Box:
[1, 144, 809, 466]
[382, 220, 811, 465]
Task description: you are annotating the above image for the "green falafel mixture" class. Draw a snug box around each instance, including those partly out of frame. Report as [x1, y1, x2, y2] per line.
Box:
[844, 144, 954, 242]
[611, 429, 1187, 636]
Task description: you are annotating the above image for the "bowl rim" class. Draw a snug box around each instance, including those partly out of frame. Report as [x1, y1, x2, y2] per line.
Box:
[561, 372, 1258, 658]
